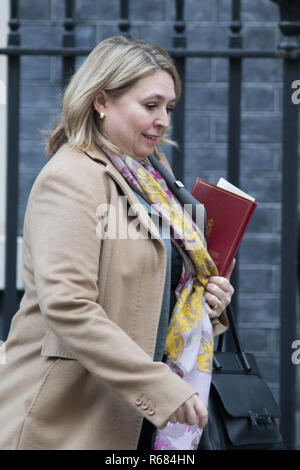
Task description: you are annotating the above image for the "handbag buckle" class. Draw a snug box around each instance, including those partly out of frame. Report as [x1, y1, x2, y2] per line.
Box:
[248, 408, 272, 426]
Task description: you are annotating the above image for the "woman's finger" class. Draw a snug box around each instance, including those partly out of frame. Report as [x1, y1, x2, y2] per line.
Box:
[225, 258, 236, 280]
[206, 277, 233, 294]
[205, 300, 221, 319]
[205, 281, 233, 304]
[204, 291, 222, 309]
[168, 414, 177, 424]
[175, 406, 186, 424]
[194, 400, 208, 429]
[205, 282, 224, 298]
[182, 401, 199, 426]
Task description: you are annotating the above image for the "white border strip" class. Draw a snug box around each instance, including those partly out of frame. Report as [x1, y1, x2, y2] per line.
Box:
[0, 0, 9, 236]
[0, 1, 9, 290]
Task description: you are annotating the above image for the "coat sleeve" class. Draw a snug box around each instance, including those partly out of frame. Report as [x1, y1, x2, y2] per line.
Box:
[26, 162, 196, 429]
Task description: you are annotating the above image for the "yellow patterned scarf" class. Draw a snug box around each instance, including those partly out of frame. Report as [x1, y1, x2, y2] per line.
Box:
[103, 147, 218, 366]
[103, 147, 218, 449]
[137, 165, 218, 365]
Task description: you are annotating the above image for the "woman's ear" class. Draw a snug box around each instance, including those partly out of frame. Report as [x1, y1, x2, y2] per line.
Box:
[93, 91, 107, 114]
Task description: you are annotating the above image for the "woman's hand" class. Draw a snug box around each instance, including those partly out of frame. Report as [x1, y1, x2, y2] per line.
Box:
[162, 393, 208, 429]
[204, 258, 236, 319]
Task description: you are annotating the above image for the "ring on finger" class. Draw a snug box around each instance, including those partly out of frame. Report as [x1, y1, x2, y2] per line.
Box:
[213, 299, 222, 311]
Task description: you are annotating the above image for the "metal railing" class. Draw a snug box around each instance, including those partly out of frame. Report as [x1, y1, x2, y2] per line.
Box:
[0, 0, 299, 449]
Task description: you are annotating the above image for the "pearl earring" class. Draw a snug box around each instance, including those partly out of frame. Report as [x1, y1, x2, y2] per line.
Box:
[99, 112, 105, 120]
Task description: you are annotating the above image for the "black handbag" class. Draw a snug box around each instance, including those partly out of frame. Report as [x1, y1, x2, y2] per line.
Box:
[198, 304, 285, 450]
[148, 155, 285, 450]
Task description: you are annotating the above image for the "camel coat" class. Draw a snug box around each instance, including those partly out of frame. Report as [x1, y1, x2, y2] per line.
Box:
[0, 144, 228, 450]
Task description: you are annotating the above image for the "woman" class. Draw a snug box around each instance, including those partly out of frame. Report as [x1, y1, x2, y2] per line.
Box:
[0, 36, 234, 450]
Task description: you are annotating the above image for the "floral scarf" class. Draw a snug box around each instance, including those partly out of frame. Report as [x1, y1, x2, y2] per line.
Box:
[102, 147, 218, 450]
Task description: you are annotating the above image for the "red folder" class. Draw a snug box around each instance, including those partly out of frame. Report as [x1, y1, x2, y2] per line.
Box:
[191, 178, 257, 276]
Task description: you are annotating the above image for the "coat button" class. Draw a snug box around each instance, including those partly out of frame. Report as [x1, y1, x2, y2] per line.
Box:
[142, 403, 149, 410]
[148, 408, 155, 416]
[136, 398, 142, 406]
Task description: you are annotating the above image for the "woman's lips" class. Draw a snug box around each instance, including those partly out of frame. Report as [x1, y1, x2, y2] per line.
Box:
[142, 134, 161, 144]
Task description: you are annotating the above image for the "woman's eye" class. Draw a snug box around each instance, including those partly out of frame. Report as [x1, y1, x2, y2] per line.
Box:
[145, 103, 174, 113]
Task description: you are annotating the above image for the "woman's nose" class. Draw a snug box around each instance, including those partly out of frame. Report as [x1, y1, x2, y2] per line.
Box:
[155, 110, 170, 130]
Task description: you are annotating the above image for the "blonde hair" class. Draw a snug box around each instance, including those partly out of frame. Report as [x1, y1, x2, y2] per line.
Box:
[45, 36, 181, 157]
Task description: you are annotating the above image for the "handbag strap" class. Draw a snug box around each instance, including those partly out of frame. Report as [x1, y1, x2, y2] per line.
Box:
[225, 304, 251, 370]
[149, 154, 252, 371]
